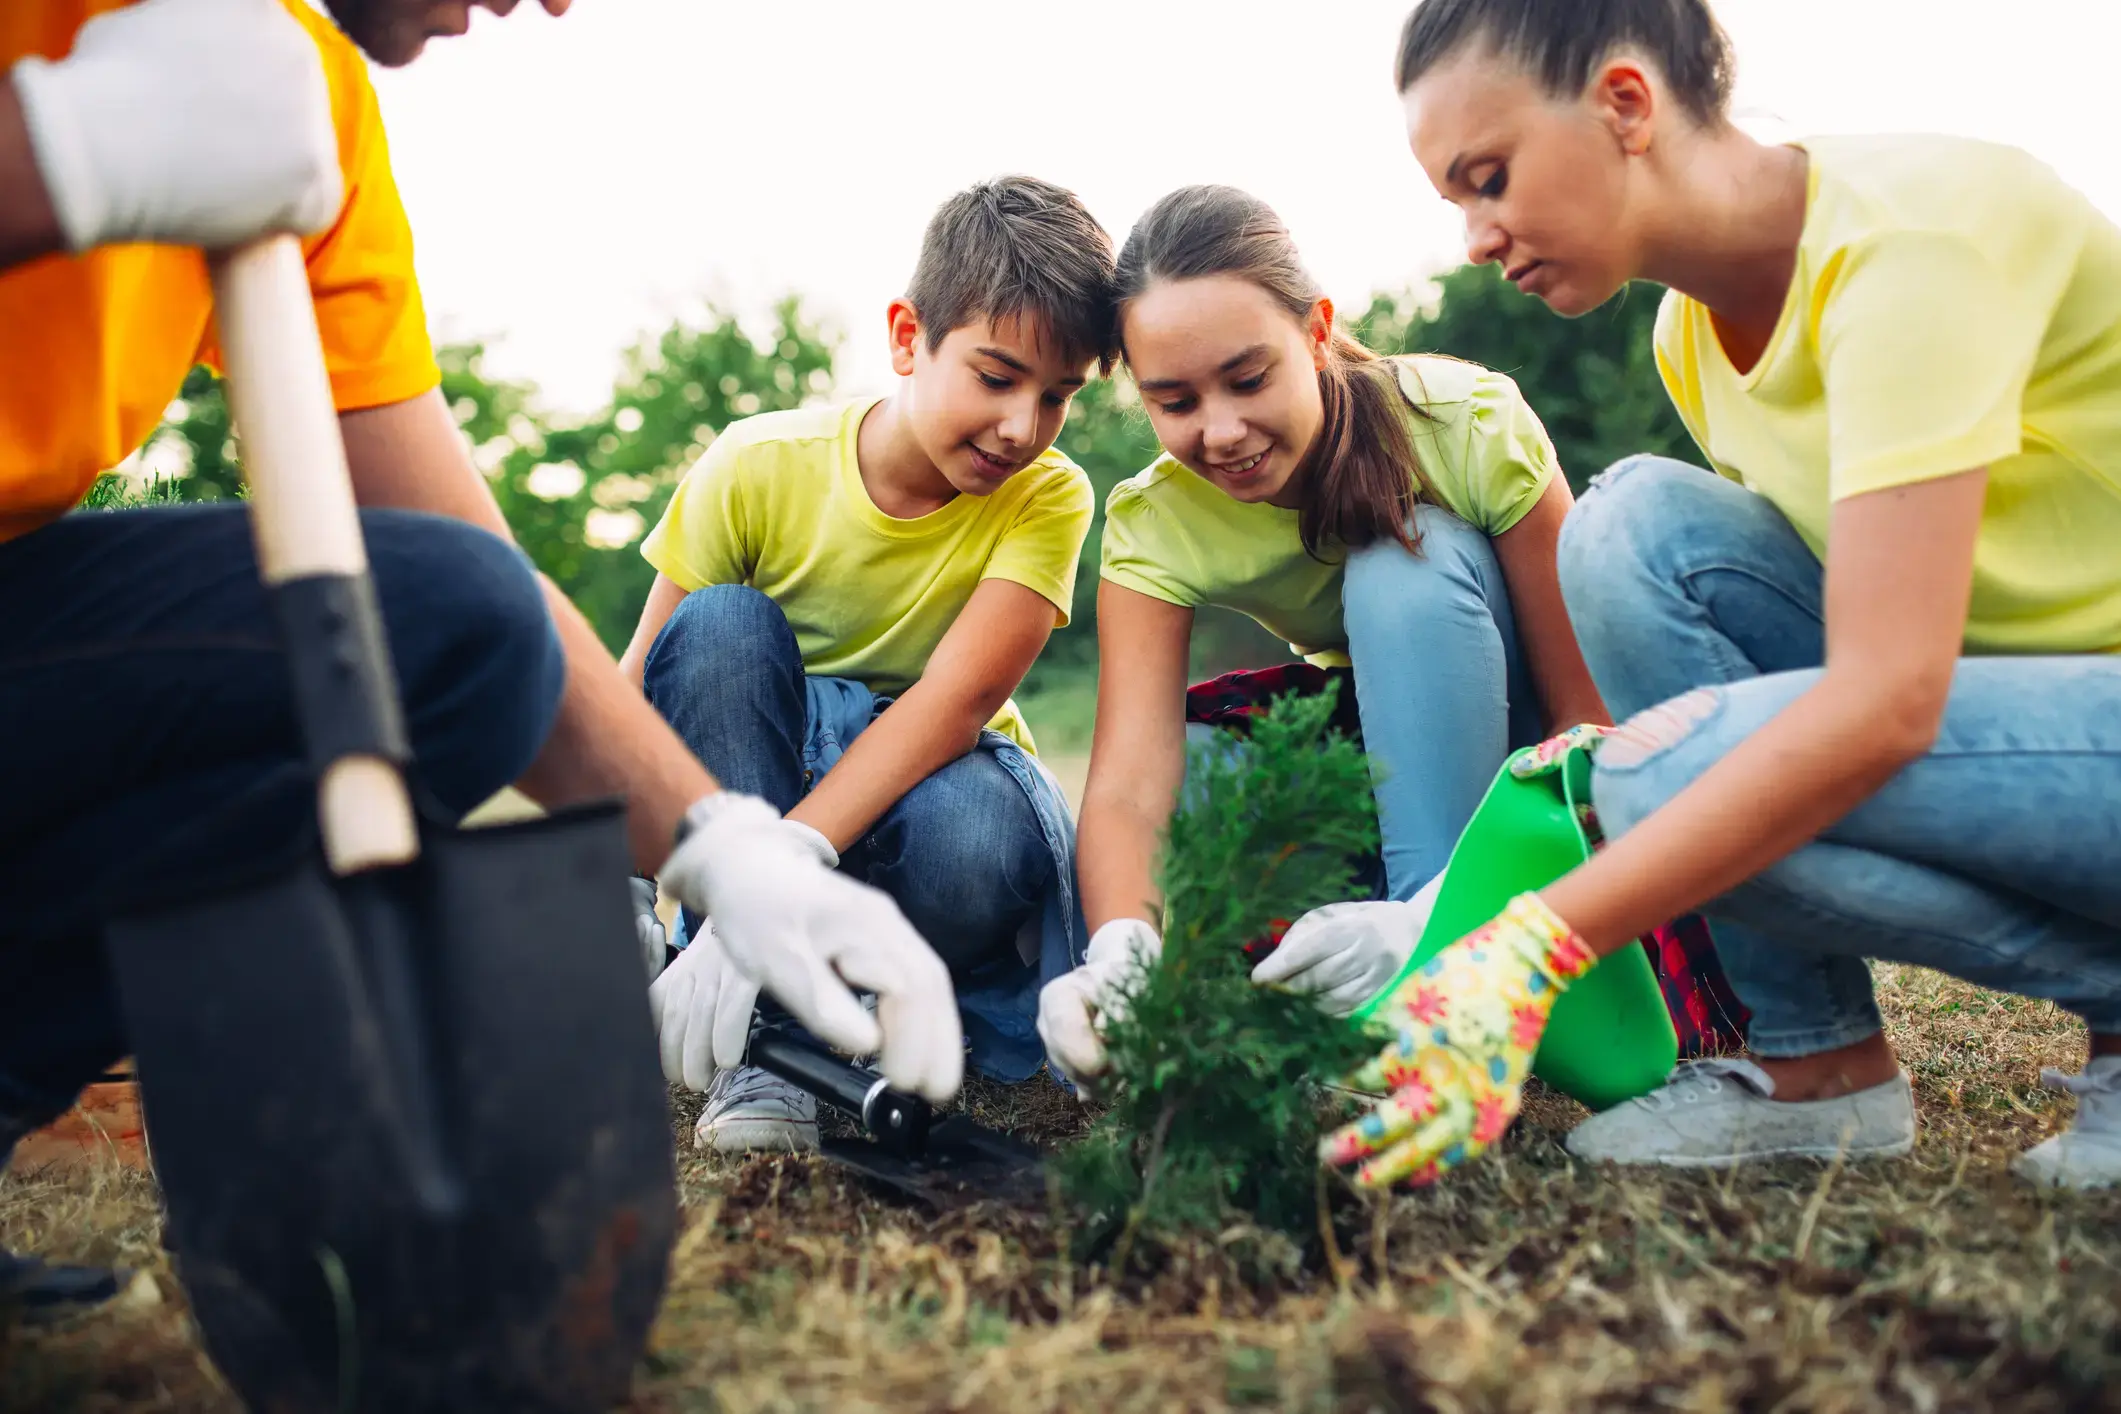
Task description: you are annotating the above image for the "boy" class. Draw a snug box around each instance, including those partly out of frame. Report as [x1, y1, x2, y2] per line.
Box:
[622, 175, 1113, 1151]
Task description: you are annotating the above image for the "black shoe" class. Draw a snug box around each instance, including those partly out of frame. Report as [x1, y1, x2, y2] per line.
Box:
[0, 1247, 126, 1325]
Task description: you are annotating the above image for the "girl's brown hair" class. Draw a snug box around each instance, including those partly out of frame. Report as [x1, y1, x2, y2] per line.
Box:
[1114, 185, 1429, 558]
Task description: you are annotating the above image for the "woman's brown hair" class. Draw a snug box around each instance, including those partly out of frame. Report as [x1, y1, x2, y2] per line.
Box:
[1114, 185, 1429, 558]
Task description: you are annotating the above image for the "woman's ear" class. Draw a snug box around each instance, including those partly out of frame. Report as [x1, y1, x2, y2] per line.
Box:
[1307, 296, 1336, 370]
[887, 299, 922, 377]
[1594, 58, 1657, 156]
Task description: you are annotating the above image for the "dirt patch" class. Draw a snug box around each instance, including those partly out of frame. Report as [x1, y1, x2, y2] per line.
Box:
[6, 964, 2118, 1413]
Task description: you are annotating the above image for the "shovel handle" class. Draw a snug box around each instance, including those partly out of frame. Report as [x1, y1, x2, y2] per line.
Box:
[210, 236, 418, 874]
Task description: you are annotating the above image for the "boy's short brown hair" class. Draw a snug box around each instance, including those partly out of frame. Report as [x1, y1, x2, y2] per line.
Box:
[906, 175, 1118, 372]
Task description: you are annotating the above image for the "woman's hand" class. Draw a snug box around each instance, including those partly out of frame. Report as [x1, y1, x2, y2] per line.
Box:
[1320, 893, 1595, 1188]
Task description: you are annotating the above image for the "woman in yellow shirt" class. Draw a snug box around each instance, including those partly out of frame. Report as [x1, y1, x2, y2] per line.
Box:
[1038, 184, 1616, 1094]
[1314, 0, 2121, 1192]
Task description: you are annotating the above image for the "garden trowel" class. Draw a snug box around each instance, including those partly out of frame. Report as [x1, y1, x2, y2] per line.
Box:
[749, 1029, 1044, 1209]
[102, 236, 678, 1412]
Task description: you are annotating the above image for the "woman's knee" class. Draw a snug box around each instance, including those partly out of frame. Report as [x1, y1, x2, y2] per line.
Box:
[366, 511, 565, 810]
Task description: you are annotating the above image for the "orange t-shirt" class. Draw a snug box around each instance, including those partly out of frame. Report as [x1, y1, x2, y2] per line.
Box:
[0, 0, 438, 543]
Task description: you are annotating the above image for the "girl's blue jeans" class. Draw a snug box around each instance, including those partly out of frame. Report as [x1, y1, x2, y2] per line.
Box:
[1336, 504, 1545, 900]
[1559, 454, 2121, 1055]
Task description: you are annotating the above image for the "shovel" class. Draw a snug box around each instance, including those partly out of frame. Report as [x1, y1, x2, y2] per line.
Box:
[748, 1029, 1045, 1210]
[102, 236, 678, 1412]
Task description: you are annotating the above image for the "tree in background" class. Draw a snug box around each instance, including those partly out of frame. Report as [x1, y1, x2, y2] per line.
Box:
[1353, 265, 1702, 491]
[135, 302, 837, 652]
[128, 265, 1694, 727]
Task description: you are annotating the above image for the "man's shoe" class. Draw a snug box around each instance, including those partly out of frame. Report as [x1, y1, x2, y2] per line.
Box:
[0, 1248, 126, 1326]
[694, 1066, 819, 1155]
[2012, 1056, 2121, 1190]
[1565, 1058, 1916, 1168]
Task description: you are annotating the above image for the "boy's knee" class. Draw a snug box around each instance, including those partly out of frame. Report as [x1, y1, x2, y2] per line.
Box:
[647, 584, 794, 678]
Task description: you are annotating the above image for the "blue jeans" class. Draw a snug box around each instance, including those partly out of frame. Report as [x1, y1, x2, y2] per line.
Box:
[0, 504, 566, 1144]
[1560, 454, 2121, 1055]
[642, 584, 1050, 983]
[1341, 504, 1543, 899]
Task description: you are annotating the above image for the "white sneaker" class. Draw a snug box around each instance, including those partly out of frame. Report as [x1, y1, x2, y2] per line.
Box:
[2012, 1056, 2121, 1190]
[1565, 1058, 1916, 1168]
[694, 1066, 818, 1155]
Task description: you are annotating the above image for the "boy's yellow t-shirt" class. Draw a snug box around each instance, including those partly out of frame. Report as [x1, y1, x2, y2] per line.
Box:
[1099, 355, 1558, 665]
[1656, 134, 2121, 654]
[0, 0, 438, 544]
[640, 398, 1094, 754]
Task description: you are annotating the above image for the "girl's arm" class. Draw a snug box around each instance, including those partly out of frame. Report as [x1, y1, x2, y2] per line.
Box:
[617, 573, 690, 692]
[1492, 477, 1611, 732]
[1543, 468, 1989, 954]
[1076, 581, 1194, 934]
[789, 578, 1057, 853]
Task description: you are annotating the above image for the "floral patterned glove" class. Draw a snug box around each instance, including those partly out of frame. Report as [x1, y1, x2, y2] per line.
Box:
[1319, 892, 1596, 1188]
[1507, 723, 1616, 780]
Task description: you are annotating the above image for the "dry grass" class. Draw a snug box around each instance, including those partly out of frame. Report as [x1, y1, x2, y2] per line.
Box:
[6, 964, 2118, 1413]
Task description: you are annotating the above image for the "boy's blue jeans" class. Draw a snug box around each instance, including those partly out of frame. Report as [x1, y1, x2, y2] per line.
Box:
[0, 504, 566, 1152]
[1340, 504, 1545, 899]
[643, 585, 1050, 985]
[1560, 454, 2121, 1055]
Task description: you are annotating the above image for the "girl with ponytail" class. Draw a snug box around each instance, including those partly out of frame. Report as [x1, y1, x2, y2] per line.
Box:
[1038, 184, 1615, 1096]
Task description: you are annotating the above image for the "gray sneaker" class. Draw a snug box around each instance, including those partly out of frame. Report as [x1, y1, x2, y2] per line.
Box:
[1565, 1058, 1916, 1168]
[2012, 1056, 2121, 1190]
[695, 1066, 819, 1155]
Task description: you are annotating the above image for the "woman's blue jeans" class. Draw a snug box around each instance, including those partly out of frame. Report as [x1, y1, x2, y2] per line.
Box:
[1559, 455, 2121, 1055]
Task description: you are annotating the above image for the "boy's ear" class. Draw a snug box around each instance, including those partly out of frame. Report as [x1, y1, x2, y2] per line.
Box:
[887, 299, 923, 377]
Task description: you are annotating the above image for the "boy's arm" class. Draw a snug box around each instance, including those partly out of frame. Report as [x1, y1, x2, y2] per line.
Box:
[619, 574, 691, 691]
[788, 578, 1057, 852]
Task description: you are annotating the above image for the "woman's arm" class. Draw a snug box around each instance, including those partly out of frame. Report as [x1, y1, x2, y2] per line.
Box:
[618, 573, 690, 691]
[1542, 468, 1988, 953]
[1077, 581, 1194, 933]
[1492, 477, 1611, 732]
[789, 578, 1058, 853]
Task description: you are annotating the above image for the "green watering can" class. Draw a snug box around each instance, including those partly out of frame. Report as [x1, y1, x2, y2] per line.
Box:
[1350, 743, 1676, 1111]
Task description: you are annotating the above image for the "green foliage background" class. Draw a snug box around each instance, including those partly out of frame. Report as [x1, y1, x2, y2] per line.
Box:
[122, 266, 1700, 739]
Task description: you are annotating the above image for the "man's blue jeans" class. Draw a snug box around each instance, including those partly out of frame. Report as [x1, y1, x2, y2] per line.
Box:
[1342, 504, 1544, 899]
[1559, 455, 2121, 1055]
[0, 504, 566, 1148]
[642, 584, 1049, 984]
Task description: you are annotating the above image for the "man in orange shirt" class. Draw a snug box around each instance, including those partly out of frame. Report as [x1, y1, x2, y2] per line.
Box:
[0, 0, 964, 1315]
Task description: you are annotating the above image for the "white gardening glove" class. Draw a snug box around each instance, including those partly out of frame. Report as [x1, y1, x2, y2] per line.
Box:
[1036, 918, 1161, 1100]
[645, 921, 760, 1092]
[1253, 873, 1445, 1017]
[659, 792, 961, 1104]
[10, 0, 343, 252]
[778, 818, 839, 870]
[630, 877, 669, 983]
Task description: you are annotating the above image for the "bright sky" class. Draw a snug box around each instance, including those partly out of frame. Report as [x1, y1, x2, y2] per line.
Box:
[368, 0, 2121, 414]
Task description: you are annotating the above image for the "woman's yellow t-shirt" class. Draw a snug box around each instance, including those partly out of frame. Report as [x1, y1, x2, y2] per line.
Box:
[0, 0, 438, 544]
[1656, 134, 2121, 654]
[1098, 355, 1558, 665]
[640, 398, 1093, 754]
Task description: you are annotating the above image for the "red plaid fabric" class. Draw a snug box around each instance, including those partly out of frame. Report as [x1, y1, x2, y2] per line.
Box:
[1186, 663, 1750, 1059]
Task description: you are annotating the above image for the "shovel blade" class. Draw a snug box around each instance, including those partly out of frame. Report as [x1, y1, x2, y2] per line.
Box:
[106, 801, 677, 1413]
